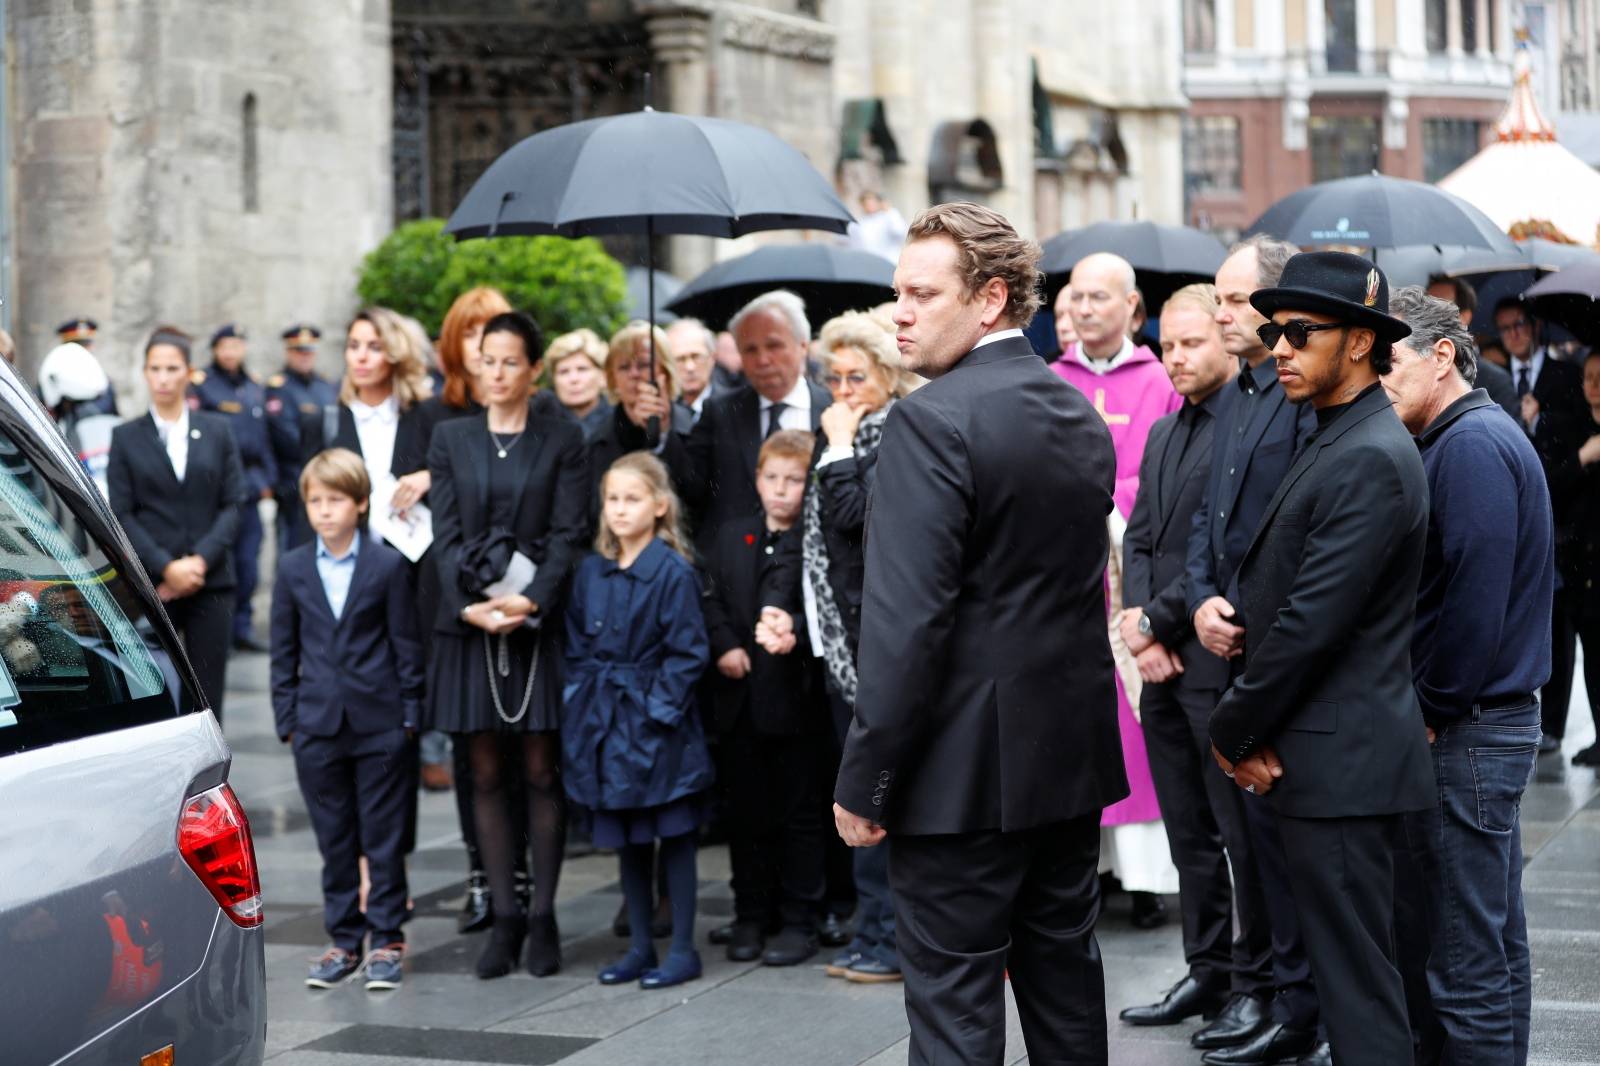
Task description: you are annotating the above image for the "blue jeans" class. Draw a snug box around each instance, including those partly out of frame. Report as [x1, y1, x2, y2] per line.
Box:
[1404, 699, 1538, 1066]
[849, 843, 898, 967]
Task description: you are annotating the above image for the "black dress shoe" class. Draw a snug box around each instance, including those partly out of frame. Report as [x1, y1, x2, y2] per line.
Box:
[1573, 743, 1600, 766]
[1119, 975, 1228, 1026]
[708, 921, 735, 946]
[1200, 1023, 1317, 1065]
[1294, 1042, 1331, 1066]
[726, 921, 765, 962]
[1538, 734, 1562, 754]
[232, 635, 269, 654]
[458, 871, 492, 934]
[1192, 993, 1269, 1048]
[818, 912, 851, 948]
[761, 927, 818, 967]
[1130, 891, 1169, 929]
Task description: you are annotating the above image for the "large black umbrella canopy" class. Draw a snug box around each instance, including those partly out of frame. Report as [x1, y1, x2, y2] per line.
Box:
[665, 244, 894, 330]
[1040, 221, 1227, 278]
[1372, 244, 1529, 287]
[444, 109, 854, 240]
[1247, 173, 1518, 253]
[1524, 261, 1600, 344]
[1517, 237, 1600, 273]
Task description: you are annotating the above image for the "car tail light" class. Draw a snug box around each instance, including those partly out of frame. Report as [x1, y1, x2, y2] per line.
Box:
[178, 784, 263, 928]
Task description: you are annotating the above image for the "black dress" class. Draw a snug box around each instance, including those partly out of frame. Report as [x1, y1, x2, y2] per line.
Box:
[426, 434, 562, 734]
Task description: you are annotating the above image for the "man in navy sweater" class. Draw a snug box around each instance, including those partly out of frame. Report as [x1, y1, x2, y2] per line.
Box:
[1382, 288, 1553, 1066]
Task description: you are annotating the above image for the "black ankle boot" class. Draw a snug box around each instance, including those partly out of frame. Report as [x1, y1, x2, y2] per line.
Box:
[458, 870, 492, 934]
[525, 912, 561, 977]
[477, 914, 526, 979]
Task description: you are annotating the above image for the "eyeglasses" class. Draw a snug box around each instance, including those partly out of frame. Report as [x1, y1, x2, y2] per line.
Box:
[824, 372, 871, 388]
[1256, 320, 1347, 351]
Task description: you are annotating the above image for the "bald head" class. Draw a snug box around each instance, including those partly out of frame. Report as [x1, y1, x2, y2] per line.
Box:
[1066, 252, 1139, 359]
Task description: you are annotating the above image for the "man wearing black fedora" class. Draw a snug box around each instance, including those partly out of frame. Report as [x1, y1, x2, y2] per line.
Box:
[1207, 251, 1436, 1065]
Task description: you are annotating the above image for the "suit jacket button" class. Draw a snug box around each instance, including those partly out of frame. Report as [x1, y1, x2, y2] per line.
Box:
[878, 771, 891, 782]
[871, 795, 882, 806]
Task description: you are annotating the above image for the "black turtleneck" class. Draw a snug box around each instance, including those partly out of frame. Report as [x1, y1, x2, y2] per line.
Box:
[1315, 381, 1382, 429]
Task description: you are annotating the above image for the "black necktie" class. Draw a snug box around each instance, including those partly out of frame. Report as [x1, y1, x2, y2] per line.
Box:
[1517, 366, 1532, 398]
[764, 401, 787, 440]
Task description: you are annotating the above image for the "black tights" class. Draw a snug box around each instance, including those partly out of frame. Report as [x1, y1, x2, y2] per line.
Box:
[464, 731, 565, 918]
[620, 832, 697, 958]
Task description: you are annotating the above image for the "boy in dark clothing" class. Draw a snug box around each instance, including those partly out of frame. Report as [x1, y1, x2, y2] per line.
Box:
[702, 430, 827, 967]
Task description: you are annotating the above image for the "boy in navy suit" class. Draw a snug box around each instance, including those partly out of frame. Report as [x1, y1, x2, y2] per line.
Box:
[271, 448, 426, 991]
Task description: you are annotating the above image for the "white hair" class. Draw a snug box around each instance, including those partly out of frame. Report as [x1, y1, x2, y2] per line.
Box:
[728, 289, 811, 345]
[666, 316, 716, 355]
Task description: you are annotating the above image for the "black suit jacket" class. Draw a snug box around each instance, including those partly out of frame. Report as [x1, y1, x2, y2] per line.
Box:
[834, 335, 1128, 834]
[426, 402, 590, 632]
[1209, 385, 1435, 819]
[701, 517, 814, 736]
[107, 411, 248, 589]
[1124, 396, 1231, 692]
[298, 402, 430, 478]
[664, 379, 831, 547]
[269, 532, 426, 739]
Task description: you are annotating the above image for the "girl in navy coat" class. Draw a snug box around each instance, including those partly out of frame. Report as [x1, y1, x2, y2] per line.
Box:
[563, 451, 711, 990]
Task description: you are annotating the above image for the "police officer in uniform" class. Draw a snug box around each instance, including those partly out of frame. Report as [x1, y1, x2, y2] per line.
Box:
[265, 324, 337, 551]
[191, 323, 277, 652]
[55, 318, 119, 416]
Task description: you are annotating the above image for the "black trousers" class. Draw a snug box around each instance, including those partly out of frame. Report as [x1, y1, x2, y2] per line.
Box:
[718, 714, 826, 932]
[889, 814, 1107, 1066]
[1278, 812, 1413, 1064]
[1541, 585, 1577, 739]
[294, 724, 414, 951]
[168, 588, 233, 726]
[1239, 776, 1321, 1028]
[1141, 682, 1272, 995]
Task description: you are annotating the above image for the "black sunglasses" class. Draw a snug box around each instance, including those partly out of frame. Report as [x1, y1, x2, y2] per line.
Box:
[1257, 320, 1347, 351]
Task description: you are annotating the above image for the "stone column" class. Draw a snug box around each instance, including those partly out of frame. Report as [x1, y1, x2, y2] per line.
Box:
[869, 0, 920, 219]
[973, 0, 1028, 229]
[640, 3, 716, 285]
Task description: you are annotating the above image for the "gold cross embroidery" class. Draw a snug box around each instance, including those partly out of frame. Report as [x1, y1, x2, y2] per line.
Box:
[1093, 389, 1131, 426]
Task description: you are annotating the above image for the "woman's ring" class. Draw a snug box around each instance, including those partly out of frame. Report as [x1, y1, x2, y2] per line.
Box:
[490, 609, 506, 623]
[1245, 783, 1257, 794]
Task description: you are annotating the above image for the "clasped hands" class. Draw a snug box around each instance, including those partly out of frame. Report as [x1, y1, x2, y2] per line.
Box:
[461, 593, 536, 635]
[715, 607, 796, 679]
[157, 554, 207, 601]
[1211, 743, 1283, 795]
[1118, 607, 1184, 685]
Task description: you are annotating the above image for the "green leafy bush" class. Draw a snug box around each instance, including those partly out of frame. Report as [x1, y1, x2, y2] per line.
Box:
[357, 218, 629, 339]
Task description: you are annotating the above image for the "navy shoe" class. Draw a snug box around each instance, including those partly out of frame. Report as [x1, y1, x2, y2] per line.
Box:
[306, 946, 362, 988]
[599, 947, 658, 985]
[825, 947, 865, 978]
[844, 956, 902, 984]
[364, 943, 405, 991]
[640, 949, 703, 990]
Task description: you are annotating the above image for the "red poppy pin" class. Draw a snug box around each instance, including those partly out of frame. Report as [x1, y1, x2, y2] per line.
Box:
[744, 533, 756, 546]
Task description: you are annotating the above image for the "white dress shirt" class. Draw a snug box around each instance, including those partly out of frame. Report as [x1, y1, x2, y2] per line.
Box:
[349, 394, 399, 479]
[1067, 335, 1138, 375]
[760, 376, 813, 437]
[153, 408, 190, 482]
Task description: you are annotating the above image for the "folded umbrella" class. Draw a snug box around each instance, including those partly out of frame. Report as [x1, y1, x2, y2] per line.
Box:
[665, 244, 894, 329]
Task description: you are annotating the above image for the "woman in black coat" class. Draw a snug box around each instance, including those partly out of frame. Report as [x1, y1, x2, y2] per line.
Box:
[107, 327, 247, 723]
[426, 311, 589, 980]
[1555, 350, 1600, 766]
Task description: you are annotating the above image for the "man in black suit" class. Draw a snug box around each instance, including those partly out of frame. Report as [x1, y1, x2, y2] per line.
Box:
[1495, 297, 1588, 752]
[834, 202, 1126, 1064]
[1119, 285, 1275, 1037]
[1209, 252, 1436, 1065]
[1186, 235, 1324, 1066]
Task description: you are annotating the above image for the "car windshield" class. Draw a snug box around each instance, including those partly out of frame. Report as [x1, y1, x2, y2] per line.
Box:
[0, 432, 181, 757]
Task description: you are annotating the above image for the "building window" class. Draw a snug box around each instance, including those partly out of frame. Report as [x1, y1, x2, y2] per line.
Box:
[1310, 115, 1379, 182]
[1185, 0, 1217, 54]
[242, 93, 259, 214]
[1183, 115, 1241, 196]
[1423, 118, 1482, 181]
[1325, 0, 1358, 71]
[1425, 0, 1448, 52]
[1460, 0, 1479, 51]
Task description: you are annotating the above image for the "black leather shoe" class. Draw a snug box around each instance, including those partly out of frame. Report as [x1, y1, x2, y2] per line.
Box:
[818, 912, 852, 948]
[1294, 1042, 1331, 1066]
[726, 921, 765, 962]
[1191, 993, 1269, 1048]
[1538, 734, 1562, 754]
[708, 921, 736, 946]
[1199, 1023, 1317, 1065]
[1573, 743, 1600, 766]
[761, 927, 818, 967]
[458, 871, 492, 934]
[1120, 975, 1228, 1026]
[1130, 891, 1169, 929]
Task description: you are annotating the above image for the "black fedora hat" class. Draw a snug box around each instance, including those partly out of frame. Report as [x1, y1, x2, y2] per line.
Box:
[1251, 251, 1411, 344]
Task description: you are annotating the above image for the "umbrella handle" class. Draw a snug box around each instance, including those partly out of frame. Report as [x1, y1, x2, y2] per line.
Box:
[646, 215, 661, 447]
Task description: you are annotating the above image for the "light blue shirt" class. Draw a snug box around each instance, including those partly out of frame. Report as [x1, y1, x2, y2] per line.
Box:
[315, 533, 360, 620]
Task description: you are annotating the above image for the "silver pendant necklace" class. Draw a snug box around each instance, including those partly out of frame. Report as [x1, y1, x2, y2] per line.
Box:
[490, 429, 524, 459]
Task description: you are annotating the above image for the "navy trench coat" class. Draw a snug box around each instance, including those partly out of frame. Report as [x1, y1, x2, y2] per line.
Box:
[561, 539, 713, 811]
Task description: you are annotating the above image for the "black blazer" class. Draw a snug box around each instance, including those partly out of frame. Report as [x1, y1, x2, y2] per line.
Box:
[269, 532, 426, 739]
[1209, 385, 1435, 819]
[298, 402, 429, 478]
[426, 402, 589, 632]
[663, 379, 831, 547]
[584, 401, 696, 541]
[701, 516, 814, 736]
[1124, 398, 1231, 692]
[107, 411, 248, 590]
[834, 335, 1128, 835]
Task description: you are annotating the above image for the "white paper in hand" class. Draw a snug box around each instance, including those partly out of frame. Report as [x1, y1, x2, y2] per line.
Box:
[368, 474, 435, 562]
[483, 551, 537, 599]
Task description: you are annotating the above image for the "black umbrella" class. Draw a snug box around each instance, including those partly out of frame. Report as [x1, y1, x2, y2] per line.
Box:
[1248, 173, 1518, 253]
[1517, 237, 1600, 273]
[665, 244, 894, 329]
[445, 103, 853, 435]
[1524, 261, 1600, 344]
[1372, 245, 1529, 287]
[1039, 221, 1227, 278]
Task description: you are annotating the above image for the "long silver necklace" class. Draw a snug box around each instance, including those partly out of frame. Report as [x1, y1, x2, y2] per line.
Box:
[490, 428, 525, 459]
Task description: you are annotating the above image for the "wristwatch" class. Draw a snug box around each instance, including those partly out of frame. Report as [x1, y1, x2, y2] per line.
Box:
[1137, 614, 1153, 638]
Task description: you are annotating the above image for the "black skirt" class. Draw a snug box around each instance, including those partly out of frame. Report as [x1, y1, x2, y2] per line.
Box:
[425, 622, 562, 734]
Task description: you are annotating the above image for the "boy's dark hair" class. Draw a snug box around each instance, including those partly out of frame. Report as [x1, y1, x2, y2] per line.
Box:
[757, 429, 816, 471]
[298, 447, 371, 504]
[482, 310, 545, 364]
